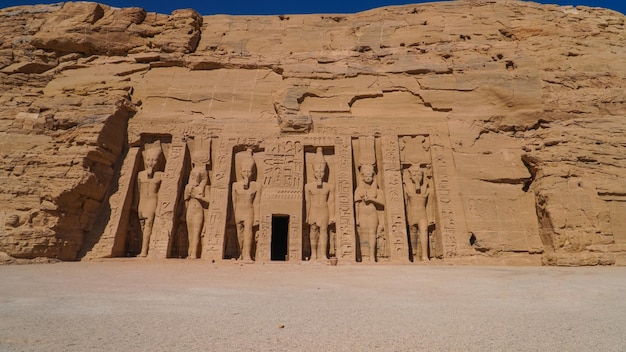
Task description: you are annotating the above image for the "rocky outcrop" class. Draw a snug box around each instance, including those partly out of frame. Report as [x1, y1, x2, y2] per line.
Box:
[0, 1, 624, 265]
[0, 2, 203, 260]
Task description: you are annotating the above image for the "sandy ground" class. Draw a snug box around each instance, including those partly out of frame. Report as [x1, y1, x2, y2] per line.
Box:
[1, 260, 625, 352]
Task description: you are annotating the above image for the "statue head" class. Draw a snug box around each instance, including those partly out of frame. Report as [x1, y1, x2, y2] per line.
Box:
[143, 141, 163, 178]
[359, 164, 375, 185]
[189, 165, 208, 187]
[408, 164, 424, 185]
[240, 148, 255, 188]
[312, 147, 327, 185]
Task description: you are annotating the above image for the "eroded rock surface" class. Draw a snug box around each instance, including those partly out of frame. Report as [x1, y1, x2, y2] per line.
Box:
[0, 1, 624, 265]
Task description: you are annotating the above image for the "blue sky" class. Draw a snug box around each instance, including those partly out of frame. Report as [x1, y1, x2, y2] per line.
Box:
[1, 0, 624, 15]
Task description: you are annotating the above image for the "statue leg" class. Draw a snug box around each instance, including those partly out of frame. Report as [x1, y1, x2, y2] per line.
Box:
[329, 227, 336, 257]
[242, 220, 254, 261]
[369, 228, 377, 262]
[318, 224, 328, 261]
[236, 222, 244, 259]
[409, 225, 418, 259]
[188, 219, 202, 259]
[418, 219, 429, 261]
[140, 216, 154, 257]
[309, 224, 319, 260]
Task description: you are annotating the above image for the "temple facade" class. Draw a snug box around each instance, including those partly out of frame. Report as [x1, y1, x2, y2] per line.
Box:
[85, 119, 479, 263]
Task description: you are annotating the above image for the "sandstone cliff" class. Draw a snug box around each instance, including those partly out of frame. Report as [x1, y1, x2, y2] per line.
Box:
[0, 1, 624, 265]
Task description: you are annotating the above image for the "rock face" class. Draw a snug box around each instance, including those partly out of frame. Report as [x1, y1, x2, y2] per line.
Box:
[0, 1, 624, 265]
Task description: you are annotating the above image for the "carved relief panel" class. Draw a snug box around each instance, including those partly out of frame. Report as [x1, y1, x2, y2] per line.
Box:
[148, 141, 188, 259]
[256, 139, 303, 262]
[203, 138, 236, 260]
[380, 136, 409, 262]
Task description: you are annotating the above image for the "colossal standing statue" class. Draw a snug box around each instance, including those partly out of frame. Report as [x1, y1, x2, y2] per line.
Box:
[305, 147, 336, 261]
[404, 164, 430, 261]
[354, 163, 384, 262]
[232, 148, 261, 261]
[137, 141, 163, 257]
[184, 164, 210, 259]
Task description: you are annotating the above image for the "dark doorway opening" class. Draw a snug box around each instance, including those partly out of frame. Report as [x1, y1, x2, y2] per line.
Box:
[271, 215, 289, 261]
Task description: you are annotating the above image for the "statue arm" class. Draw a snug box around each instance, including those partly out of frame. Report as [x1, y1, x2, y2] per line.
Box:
[198, 178, 208, 197]
[253, 184, 261, 225]
[354, 188, 363, 203]
[403, 182, 410, 207]
[198, 186, 211, 204]
[184, 184, 192, 201]
[368, 188, 385, 207]
[423, 182, 430, 198]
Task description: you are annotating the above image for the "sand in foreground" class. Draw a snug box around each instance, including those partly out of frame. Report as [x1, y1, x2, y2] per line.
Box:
[1, 260, 625, 351]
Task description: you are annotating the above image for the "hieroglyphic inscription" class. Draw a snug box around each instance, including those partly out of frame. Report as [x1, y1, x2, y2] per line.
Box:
[86, 147, 141, 259]
[181, 125, 224, 139]
[257, 212, 272, 261]
[202, 138, 233, 260]
[289, 213, 301, 260]
[149, 143, 187, 259]
[315, 124, 437, 137]
[262, 156, 303, 189]
[258, 138, 304, 261]
[380, 136, 410, 262]
[261, 189, 303, 199]
[430, 147, 457, 257]
[334, 136, 356, 260]
[226, 136, 264, 148]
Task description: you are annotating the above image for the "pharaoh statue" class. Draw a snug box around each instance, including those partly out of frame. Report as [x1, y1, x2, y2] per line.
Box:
[354, 163, 385, 262]
[184, 150, 211, 259]
[232, 148, 261, 261]
[404, 164, 430, 261]
[137, 141, 164, 257]
[305, 147, 336, 261]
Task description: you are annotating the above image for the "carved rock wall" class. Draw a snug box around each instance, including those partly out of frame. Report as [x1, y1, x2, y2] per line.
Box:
[0, 1, 624, 265]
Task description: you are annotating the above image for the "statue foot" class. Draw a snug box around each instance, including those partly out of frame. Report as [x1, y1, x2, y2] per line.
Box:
[138, 252, 147, 258]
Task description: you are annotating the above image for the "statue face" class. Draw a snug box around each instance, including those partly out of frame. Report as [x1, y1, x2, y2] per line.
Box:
[360, 165, 374, 184]
[241, 167, 252, 180]
[313, 166, 325, 181]
[143, 150, 161, 177]
[144, 153, 158, 169]
[409, 167, 423, 183]
[191, 167, 205, 185]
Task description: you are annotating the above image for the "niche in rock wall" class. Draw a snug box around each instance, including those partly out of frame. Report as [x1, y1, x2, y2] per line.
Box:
[399, 134, 440, 261]
[223, 146, 264, 260]
[170, 136, 212, 259]
[126, 134, 172, 257]
[352, 137, 386, 262]
[302, 146, 336, 261]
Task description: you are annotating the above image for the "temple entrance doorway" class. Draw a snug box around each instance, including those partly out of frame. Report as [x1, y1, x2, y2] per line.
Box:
[271, 215, 289, 261]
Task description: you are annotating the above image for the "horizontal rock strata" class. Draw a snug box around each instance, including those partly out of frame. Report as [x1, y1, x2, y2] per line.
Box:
[0, 1, 624, 265]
